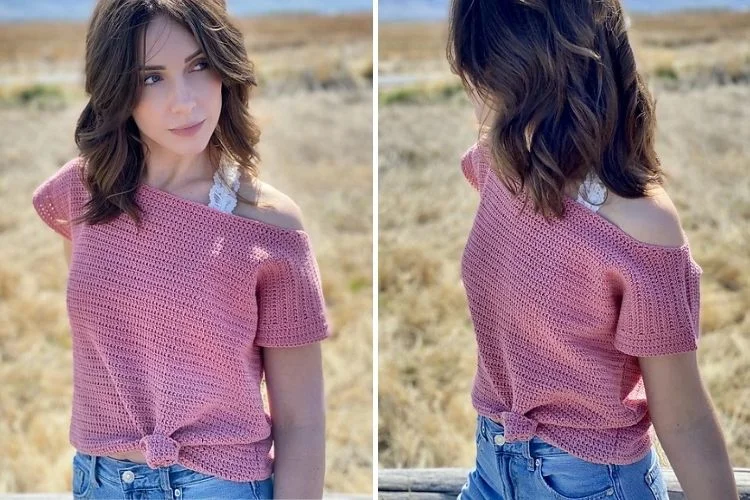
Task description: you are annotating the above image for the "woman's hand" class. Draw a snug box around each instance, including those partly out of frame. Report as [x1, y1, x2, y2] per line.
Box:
[263, 342, 326, 499]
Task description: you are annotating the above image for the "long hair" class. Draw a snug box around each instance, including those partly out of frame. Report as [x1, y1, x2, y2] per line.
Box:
[447, 0, 664, 222]
[72, 0, 260, 229]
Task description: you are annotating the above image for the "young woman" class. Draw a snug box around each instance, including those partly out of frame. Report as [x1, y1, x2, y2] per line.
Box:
[31, 1, 329, 498]
[446, 1, 738, 499]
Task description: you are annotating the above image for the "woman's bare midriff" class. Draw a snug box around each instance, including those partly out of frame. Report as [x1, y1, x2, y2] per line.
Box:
[103, 450, 148, 464]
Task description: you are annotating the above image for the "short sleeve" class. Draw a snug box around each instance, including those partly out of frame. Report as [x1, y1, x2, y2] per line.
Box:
[254, 233, 331, 348]
[31, 158, 81, 240]
[613, 246, 703, 357]
[460, 141, 491, 192]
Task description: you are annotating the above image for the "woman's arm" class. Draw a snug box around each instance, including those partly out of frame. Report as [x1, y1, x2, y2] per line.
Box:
[640, 351, 738, 499]
[263, 342, 326, 499]
[622, 189, 738, 498]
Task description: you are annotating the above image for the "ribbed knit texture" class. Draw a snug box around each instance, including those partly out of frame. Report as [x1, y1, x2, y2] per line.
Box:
[460, 141, 702, 465]
[31, 157, 330, 481]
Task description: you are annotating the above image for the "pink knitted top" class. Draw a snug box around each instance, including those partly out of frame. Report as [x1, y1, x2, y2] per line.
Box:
[31, 157, 330, 481]
[460, 141, 702, 465]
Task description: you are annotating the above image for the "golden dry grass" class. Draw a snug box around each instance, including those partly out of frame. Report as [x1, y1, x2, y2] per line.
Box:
[0, 12, 371, 63]
[0, 14, 372, 497]
[378, 11, 750, 476]
[0, 13, 373, 94]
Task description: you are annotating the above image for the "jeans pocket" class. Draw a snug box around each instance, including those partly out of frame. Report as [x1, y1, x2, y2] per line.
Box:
[71, 455, 92, 499]
[644, 458, 668, 500]
[249, 477, 274, 499]
[535, 453, 616, 500]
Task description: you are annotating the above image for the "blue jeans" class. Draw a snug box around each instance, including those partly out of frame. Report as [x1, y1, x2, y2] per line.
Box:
[72, 450, 274, 499]
[458, 415, 669, 499]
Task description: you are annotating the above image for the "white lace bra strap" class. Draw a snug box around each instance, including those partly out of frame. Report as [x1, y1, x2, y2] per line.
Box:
[576, 171, 607, 213]
[208, 160, 240, 214]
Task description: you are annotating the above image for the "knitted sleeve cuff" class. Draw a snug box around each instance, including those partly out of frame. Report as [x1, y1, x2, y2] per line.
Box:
[31, 158, 80, 241]
[254, 233, 331, 348]
[613, 245, 702, 357]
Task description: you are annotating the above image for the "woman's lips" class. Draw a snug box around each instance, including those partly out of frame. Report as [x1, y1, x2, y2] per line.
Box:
[169, 119, 205, 137]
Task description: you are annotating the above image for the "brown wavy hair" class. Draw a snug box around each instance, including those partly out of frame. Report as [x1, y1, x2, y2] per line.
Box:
[447, 0, 665, 222]
[72, 0, 261, 230]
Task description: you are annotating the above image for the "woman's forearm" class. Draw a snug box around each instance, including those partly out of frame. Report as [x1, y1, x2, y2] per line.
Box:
[657, 410, 738, 500]
[271, 420, 326, 499]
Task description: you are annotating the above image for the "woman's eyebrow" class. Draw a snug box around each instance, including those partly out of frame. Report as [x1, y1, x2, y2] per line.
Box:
[140, 49, 204, 70]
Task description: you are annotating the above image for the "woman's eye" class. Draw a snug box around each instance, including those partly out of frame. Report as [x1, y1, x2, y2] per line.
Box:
[144, 60, 209, 86]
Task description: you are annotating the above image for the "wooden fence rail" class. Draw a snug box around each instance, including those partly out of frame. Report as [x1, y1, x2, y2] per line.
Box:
[379, 467, 750, 499]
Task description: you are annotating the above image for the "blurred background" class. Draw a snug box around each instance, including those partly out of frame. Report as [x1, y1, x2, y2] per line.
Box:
[0, 0, 372, 495]
[379, 0, 749, 475]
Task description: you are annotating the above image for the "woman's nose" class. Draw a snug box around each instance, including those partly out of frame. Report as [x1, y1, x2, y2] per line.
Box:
[170, 81, 197, 114]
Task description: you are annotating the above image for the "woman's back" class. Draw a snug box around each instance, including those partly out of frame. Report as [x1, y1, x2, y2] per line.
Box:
[459, 140, 702, 464]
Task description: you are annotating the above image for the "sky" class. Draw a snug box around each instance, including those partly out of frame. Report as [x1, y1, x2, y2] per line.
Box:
[0, 0, 746, 22]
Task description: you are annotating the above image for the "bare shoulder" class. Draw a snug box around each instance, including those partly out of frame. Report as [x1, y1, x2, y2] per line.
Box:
[600, 184, 687, 247]
[234, 171, 305, 231]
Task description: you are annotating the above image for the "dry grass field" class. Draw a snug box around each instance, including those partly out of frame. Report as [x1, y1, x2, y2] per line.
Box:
[378, 10, 750, 476]
[0, 13, 372, 496]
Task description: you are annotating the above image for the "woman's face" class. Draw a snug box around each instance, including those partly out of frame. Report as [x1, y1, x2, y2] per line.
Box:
[131, 14, 223, 160]
[466, 81, 497, 128]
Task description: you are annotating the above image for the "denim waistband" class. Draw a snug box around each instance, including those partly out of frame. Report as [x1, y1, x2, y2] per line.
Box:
[477, 414, 569, 459]
[74, 451, 217, 490]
